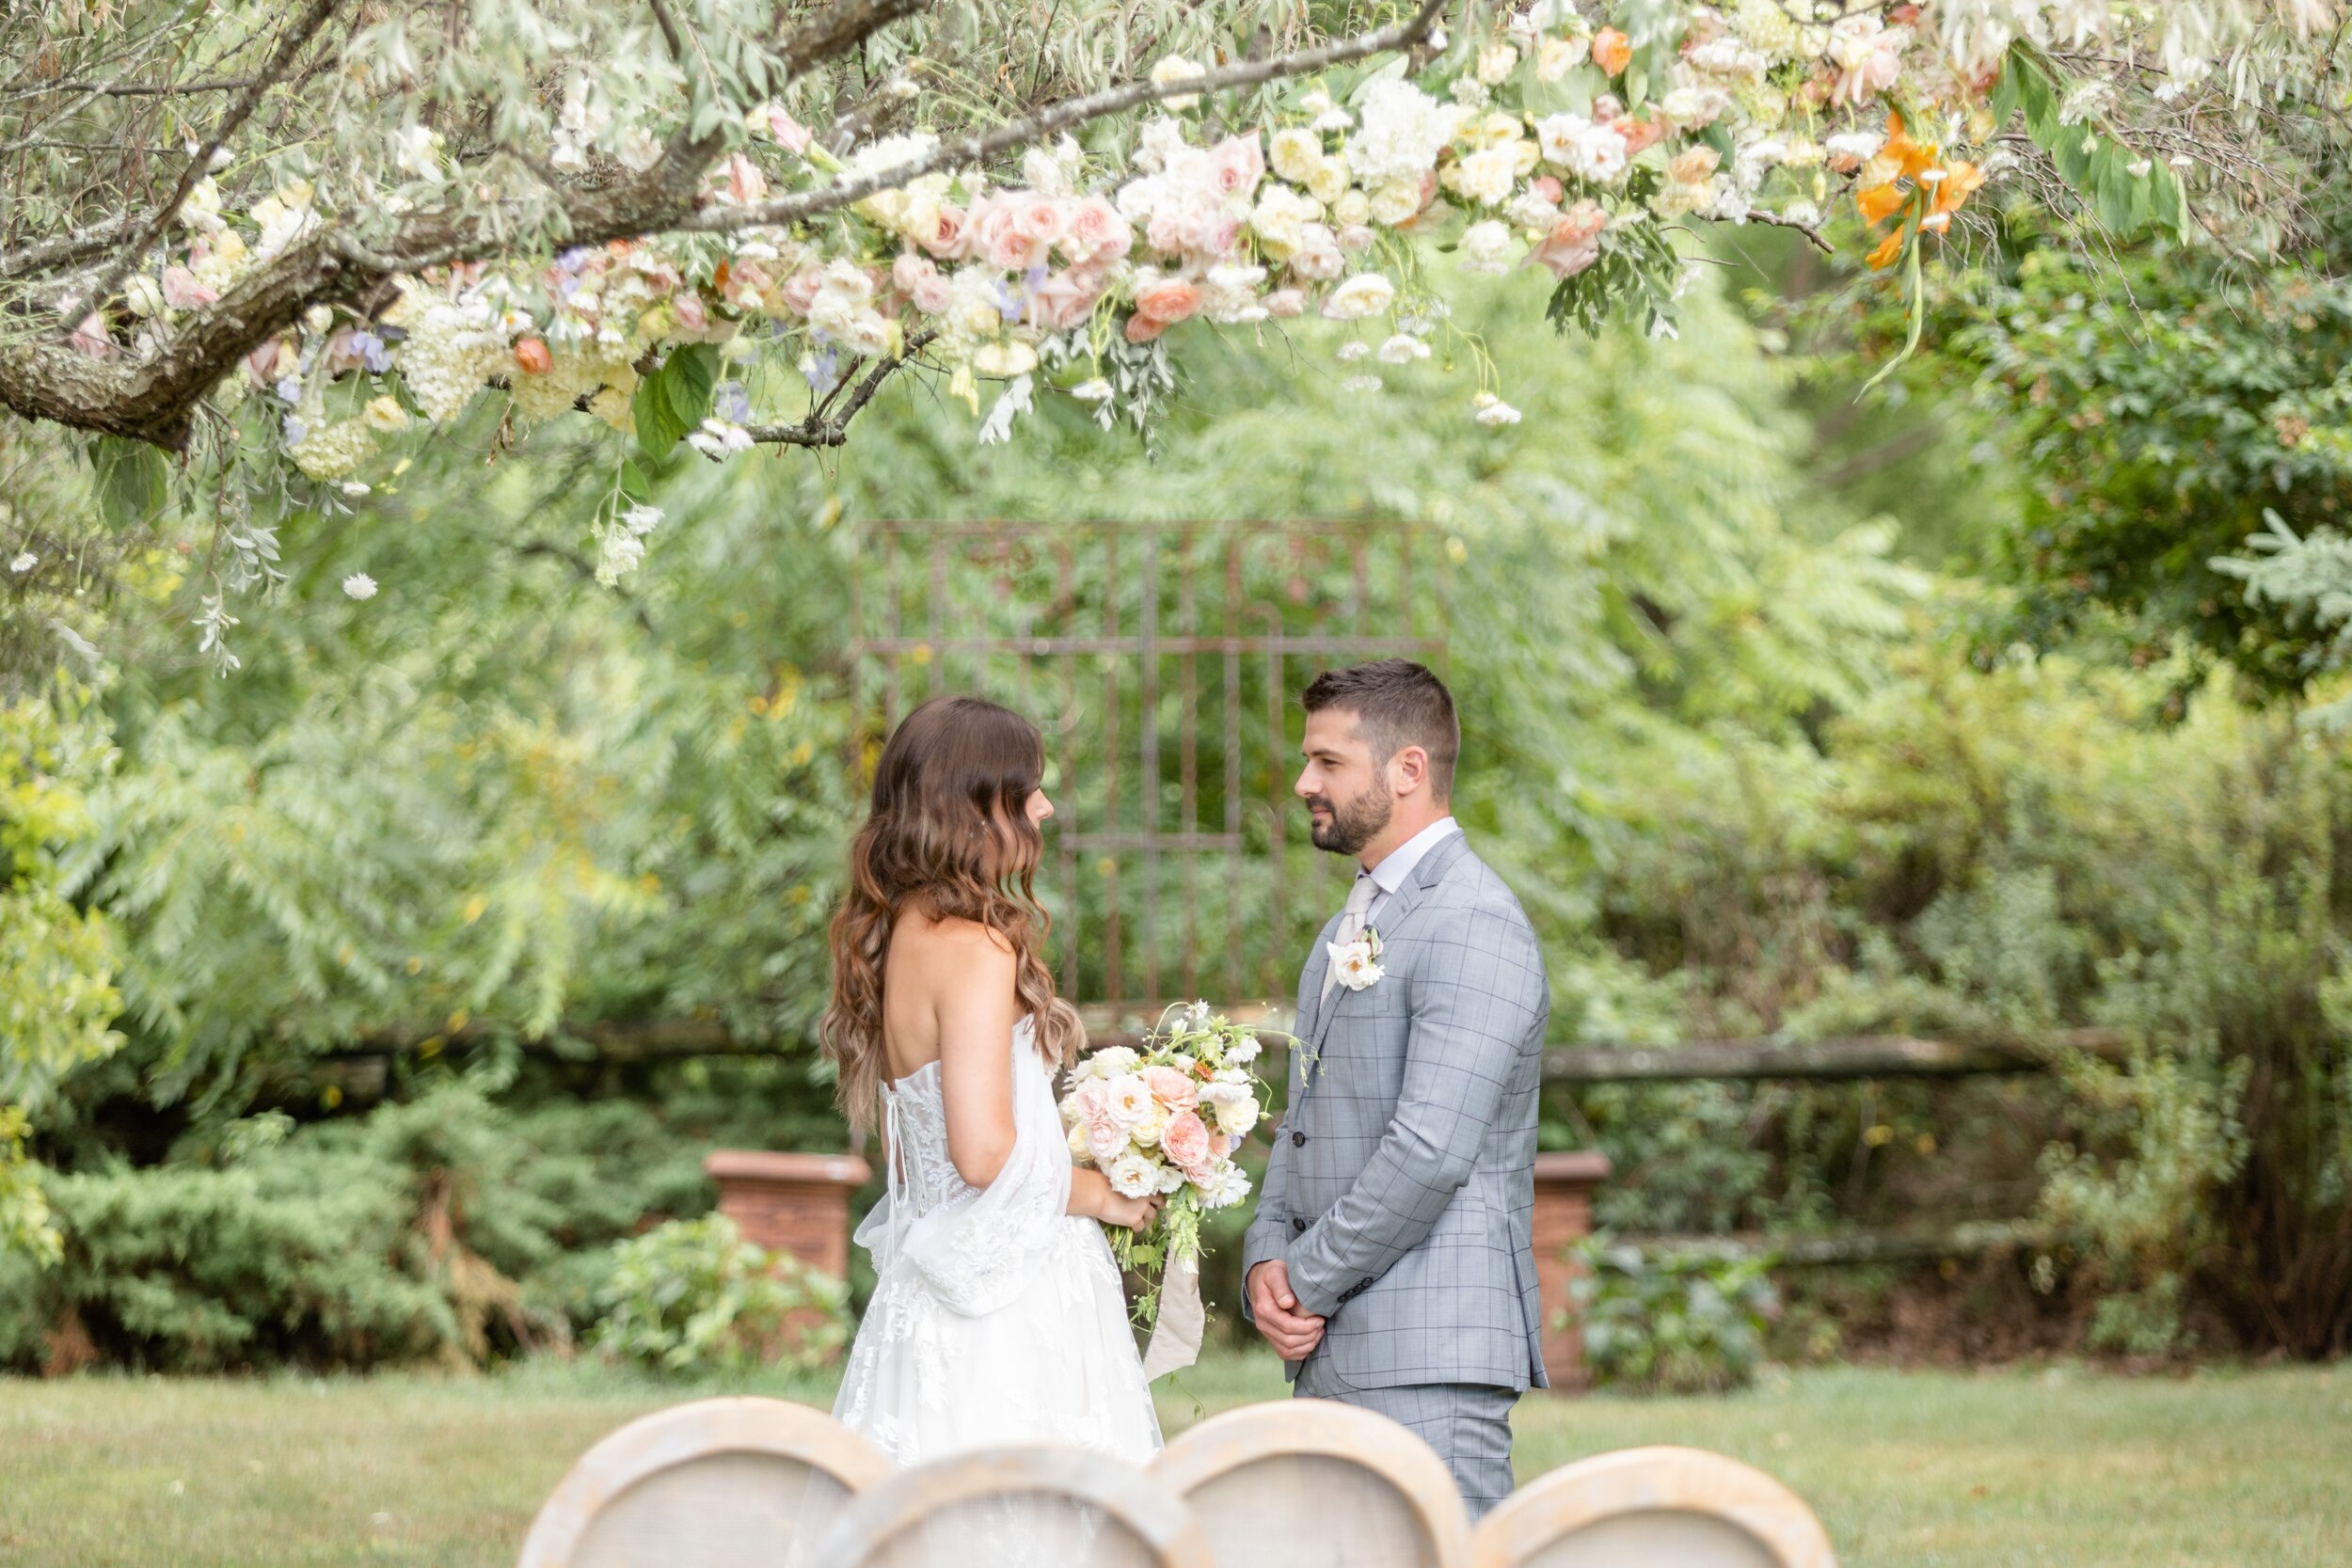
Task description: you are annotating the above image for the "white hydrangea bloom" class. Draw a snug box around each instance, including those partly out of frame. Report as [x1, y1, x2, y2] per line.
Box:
[1348, 79, 1470, 185]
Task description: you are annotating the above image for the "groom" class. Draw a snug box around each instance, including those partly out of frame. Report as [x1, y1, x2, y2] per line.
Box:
[1242, 659, 1550, 1518]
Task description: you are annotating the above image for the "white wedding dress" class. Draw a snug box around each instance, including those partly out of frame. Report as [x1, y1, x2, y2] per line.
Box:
[834, 1016, 1162, 1467]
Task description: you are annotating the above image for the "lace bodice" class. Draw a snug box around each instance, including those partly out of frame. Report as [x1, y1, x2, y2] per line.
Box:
[880, 1016, 1058, 1222]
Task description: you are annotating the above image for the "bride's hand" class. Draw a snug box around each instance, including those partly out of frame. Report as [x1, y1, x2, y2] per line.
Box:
[1097, 1190, 1162, 1232]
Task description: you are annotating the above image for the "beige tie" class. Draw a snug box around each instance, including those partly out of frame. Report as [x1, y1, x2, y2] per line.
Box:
[1321, 871, 1379, 1004]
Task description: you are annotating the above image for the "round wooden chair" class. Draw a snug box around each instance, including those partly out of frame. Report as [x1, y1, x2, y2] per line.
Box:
[516, 1396, 889, 1568]
[1470, 1446, 1836, 1568]
[809, 1445, 1214, 1568]
[1152, 1399, 1470, 1568]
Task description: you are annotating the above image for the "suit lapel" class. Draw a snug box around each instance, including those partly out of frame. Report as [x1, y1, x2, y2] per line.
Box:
[1306, 832, 1474, 1061]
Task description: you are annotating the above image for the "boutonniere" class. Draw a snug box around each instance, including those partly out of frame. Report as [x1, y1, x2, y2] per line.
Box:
[1328, 925, 1385, 992]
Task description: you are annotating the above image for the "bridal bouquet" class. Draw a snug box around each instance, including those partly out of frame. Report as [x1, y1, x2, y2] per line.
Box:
[1059, 1001, 1277, 1373]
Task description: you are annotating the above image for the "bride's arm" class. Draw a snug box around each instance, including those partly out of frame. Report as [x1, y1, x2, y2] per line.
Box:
[932, 925, 1025, 1188]
[1070, 1165, 1158, 1229]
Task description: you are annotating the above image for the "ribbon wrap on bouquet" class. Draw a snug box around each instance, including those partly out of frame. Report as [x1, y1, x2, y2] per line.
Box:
[1138, 1253, 1204, 1381]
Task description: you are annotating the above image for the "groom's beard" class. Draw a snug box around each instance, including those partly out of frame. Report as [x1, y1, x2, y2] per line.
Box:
[1305, 781, 1391, 856]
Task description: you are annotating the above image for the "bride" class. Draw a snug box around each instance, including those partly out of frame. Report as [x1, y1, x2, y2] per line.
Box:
[822, 694, 1163, 1466]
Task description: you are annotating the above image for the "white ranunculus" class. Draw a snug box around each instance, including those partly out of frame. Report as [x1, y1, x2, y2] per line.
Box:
[1268, 127, 1323, 184]
[1321, 273, 1396, 321]
[1460, 219, 1513, 275]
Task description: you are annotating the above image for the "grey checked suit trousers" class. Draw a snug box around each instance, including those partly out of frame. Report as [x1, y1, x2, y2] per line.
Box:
[1243, 832, 1551, 1517]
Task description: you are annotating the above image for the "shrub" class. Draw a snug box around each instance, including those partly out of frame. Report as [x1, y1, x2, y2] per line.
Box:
[1566, 1235, 1780, 1394]
[589, 1214, 848, 1376]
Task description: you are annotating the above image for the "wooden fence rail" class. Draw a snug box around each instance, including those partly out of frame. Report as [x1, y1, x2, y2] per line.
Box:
[341, 1010, 2129, 1083]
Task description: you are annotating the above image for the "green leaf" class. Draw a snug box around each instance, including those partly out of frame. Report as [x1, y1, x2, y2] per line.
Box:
[662, 342, 719, 433]
[618, 458, 651, 504]
[92, 436, 168, 530]
[632, 375, 686, 458]
[2150, 159, 2187, 240]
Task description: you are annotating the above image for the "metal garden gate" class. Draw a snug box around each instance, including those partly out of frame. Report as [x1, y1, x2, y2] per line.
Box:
[848, 519, 1447, 1022]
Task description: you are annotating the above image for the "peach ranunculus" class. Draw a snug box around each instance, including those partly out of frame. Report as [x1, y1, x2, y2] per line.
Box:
[1143, 1065, 1200, 1109]
[1613, 116, 1668, 156]
[1061, 196, 1133, 263]
[1125, 313, 1168, 343]
[1133, 277, 1202, 325]
[513, 336, 553, 374]
[1160, 1109, 1212, 1173]
[1592, 27, 1633, 76]
[1526, 199, 1608, 278]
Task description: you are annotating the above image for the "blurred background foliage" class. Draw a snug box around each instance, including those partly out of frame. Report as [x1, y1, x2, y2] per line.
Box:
[5, 202, 2350, 1377]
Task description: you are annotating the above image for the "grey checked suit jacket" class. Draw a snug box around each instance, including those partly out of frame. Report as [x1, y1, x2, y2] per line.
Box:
[1242, 832, 1551, 1394]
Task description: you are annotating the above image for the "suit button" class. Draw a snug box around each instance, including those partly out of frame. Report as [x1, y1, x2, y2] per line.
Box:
[1292, 1130, 1308, 1147]
[1292, 1216, 1307, 1235]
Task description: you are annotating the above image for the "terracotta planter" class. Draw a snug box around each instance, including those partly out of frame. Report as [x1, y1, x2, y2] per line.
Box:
[1530, 1149, 1613, 1391]
[704, 1149, 871, 1281]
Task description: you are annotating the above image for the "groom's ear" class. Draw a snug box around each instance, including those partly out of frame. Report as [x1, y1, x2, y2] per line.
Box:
[1390, 743, 1432, 798]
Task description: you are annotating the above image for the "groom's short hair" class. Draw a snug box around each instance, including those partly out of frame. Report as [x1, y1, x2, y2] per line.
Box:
[1302, 660, 1459, 801]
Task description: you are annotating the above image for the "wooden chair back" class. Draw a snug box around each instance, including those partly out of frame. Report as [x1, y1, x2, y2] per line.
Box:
[1470, 1445, 1836, 1568]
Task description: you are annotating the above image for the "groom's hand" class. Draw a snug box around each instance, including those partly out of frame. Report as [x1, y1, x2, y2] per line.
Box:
[1246, 1260, 1326, 1359]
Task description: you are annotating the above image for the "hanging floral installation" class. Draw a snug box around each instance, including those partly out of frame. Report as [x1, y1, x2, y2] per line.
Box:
[0, 1, 2338, 657]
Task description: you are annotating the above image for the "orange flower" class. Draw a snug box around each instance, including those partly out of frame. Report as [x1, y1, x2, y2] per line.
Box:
[1931, 159, 1985, 215]
[1593, 27, 1632, 75]
[1856, 182, 1909, 225]
[513, 337, 552, 374]
[1867, 229, 1907, 270]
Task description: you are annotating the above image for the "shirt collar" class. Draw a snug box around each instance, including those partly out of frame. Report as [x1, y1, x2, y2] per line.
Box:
[1363, 816, 1460, 898]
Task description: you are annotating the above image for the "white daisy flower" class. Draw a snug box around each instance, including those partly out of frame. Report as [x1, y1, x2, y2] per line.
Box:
[342, 573, 378, 600]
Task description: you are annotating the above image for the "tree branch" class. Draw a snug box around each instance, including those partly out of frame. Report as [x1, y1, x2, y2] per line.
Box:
[65, 0, 345, 335]
[745, 327, 937, 446]
[0, 216, 139, 280]
[1745, 205, 1835, 254]
[1, 0, 1447, 453]
[683, 0, 1452, 236]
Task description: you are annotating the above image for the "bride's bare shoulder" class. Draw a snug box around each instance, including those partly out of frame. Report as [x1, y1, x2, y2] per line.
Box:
[891, 905, 1017, 972]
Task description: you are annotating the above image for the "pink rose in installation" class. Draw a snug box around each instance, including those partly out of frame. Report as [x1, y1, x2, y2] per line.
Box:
[1061, 196, 1133, 263]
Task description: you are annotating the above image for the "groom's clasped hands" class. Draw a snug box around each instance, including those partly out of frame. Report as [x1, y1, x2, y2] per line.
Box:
[1246, 1259, 1325, 1359]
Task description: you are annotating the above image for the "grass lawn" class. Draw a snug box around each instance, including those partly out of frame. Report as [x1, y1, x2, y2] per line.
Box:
[3, 1354, 2346, 1567]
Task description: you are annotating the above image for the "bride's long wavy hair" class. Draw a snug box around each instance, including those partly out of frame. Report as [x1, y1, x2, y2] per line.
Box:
[821, 695, 1084, 1132]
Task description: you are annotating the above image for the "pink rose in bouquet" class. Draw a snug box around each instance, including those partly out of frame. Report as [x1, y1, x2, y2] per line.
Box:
[1160, 1109, 1212, 1176]
[1143, 1065, 1200, 1109]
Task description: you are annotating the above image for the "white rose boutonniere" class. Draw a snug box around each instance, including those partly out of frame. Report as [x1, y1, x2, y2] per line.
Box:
[1329, 925, 1386, 991]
